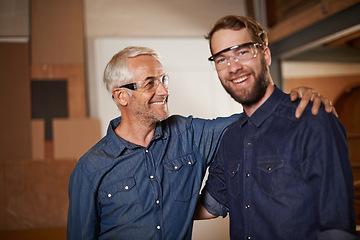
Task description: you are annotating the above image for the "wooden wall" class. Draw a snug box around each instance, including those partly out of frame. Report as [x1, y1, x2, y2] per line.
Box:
[0, 42, 32, 159]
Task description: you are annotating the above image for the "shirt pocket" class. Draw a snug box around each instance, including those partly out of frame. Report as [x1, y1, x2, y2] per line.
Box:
[256, 156, 285, 196]
[226, 162, 241, 198]
[98, 176, 142, 224]
[163, 153, 200, 202]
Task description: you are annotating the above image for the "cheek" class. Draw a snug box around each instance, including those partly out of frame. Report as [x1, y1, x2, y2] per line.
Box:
[217, 71, 227, 82]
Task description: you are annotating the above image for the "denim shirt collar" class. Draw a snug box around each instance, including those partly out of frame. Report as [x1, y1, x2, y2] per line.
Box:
[106, 116, 169, 157]
[238, 85, 282, 128]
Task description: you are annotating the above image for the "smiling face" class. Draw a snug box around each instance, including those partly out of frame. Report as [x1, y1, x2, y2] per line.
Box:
[211, 28, 273, 111]
[126, 55, 169, 125]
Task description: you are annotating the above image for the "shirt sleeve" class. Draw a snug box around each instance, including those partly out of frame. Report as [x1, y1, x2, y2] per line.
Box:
[200, 188, 229, 217]
[318, 229, 360, 240]
[301, 110, 357, 235]
[200, 140, 230, 217]
[192, 114, 239, 166]
[67, 164, 99, 240]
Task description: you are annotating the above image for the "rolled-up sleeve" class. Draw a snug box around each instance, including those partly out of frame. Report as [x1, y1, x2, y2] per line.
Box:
[200, 189, 228, 217]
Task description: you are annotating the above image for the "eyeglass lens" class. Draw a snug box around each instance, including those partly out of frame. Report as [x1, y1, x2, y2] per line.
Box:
[138, 74, 169, 92]
[212, 44, 258, 70]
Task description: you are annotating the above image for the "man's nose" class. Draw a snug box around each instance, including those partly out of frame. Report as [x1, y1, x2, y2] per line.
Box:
[228, 56, 243, 72]
[156, 81, 169, 95]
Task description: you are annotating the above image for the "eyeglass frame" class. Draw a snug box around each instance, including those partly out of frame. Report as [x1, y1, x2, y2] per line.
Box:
[119, 74, 169, 91]
[208, 42, 262, 68]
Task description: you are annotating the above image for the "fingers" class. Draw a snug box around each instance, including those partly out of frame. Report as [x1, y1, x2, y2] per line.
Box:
[325, 100, 338, 117]
[331, 104, 339, 117]
[291, 87, 338, 118]
[290, 89, 300, 101]
[311, 95, 322, 115]
[303, 94, 339, 118]
[295, 98, 308, 118]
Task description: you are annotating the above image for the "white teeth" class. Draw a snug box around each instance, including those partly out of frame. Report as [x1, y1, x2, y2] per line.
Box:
[152, 100, 166, 105]
[233, 76, 248, 83]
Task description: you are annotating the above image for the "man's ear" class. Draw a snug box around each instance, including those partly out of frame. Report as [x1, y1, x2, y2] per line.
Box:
[263, 47, 272, 67]
[112, 88, 129, 106]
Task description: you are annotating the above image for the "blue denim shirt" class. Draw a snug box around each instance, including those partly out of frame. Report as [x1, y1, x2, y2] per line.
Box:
[67, 114, 239, 240]
[201, 87, 357, 240]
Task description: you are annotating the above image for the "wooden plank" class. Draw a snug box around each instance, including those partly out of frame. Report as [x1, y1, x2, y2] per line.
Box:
[269, 0, 360, 43]
[53, 118, 101, 160]
[0, 42, 32, 160]
[31, 64, 87, 118]
[30, 0, 84, 65]
[31, 119, 45, 160]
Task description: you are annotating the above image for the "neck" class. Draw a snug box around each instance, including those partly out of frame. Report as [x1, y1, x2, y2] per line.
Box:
[115, 115, 157, 147]
[243, 84, 275, 117]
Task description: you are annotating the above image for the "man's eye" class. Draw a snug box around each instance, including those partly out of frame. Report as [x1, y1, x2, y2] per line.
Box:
[144, 80, 155, 89]
[237, 48, 250, 57]
[215, 57, 226, 64]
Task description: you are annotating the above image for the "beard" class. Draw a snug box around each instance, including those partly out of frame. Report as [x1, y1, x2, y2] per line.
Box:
[221, 57, 270, 107]
[133, 97, 169, 126]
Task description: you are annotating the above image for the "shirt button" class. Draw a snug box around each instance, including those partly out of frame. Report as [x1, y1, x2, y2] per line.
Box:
[245, 173, 250, 177]
[156, 225, 161, 230]
[188, 161, 191, 165]
[156, 200, 160, 204]
[247, 236, 251, 240]
[150, 175, 154, 179]
[246, 141, 251, 146]
[145, 150, 149, 153]
[125, 186, 129, 190]
[107, 193, 112, 198]
[267, 166, 272, 171]
[245, 204, 250, 209]
[174, 166, 178, 170]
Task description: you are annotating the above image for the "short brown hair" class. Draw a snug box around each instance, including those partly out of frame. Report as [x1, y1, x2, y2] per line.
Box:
[205, 15, 268, 53]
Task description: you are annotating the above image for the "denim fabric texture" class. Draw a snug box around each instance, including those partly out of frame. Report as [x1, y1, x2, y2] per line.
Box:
[67, 114, 239, 240]
[202, 86, 357, 240]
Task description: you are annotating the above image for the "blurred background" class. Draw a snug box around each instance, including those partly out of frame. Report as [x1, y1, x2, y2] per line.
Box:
[0, 0, 359, 239]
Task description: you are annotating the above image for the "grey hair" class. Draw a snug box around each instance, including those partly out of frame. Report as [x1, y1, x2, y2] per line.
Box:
[103, 46, 161, 94]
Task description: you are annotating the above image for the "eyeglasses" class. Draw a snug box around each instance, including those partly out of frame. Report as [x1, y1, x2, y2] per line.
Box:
[208, 42, 262, 71]
[119, 74, 169, 92]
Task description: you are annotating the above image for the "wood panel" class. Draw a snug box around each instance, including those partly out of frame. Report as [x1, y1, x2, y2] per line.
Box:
[30, 0, 84, 65]
[0, 42, 32, 160]
[268, 0, 360, 43]
[284, 74, 360, 103]
[0, 160, 76, 230]
[31, 64, 87, 118]
[53, 118, 101, 160]
[31, 119, 45, 160]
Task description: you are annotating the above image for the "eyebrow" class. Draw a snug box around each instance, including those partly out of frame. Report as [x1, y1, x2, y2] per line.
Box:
[144, 76, 156, 81]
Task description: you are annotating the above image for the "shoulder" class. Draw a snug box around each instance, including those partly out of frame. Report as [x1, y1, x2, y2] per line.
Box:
[73, 135, 116, 178]
[275, 93, 314, 121]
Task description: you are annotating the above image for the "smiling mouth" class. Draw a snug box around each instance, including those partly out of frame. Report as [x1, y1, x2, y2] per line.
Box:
[151, 97, 168, 105]
[232, 75, 248, 83]
[152, 101, 166, 105]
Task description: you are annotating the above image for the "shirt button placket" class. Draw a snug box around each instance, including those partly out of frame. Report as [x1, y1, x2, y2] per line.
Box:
[145, 149, 163, 238]
[244, 138, 252, 239]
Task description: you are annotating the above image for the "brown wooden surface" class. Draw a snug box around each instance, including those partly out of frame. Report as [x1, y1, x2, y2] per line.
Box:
[31, 64, 87, 118]
[0, 160, 76, 230]
[268, 0, 360, 43]
[0, 42, 32, 160]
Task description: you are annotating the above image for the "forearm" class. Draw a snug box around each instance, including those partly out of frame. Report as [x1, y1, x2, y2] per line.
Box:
[193, 196, 218, 220]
